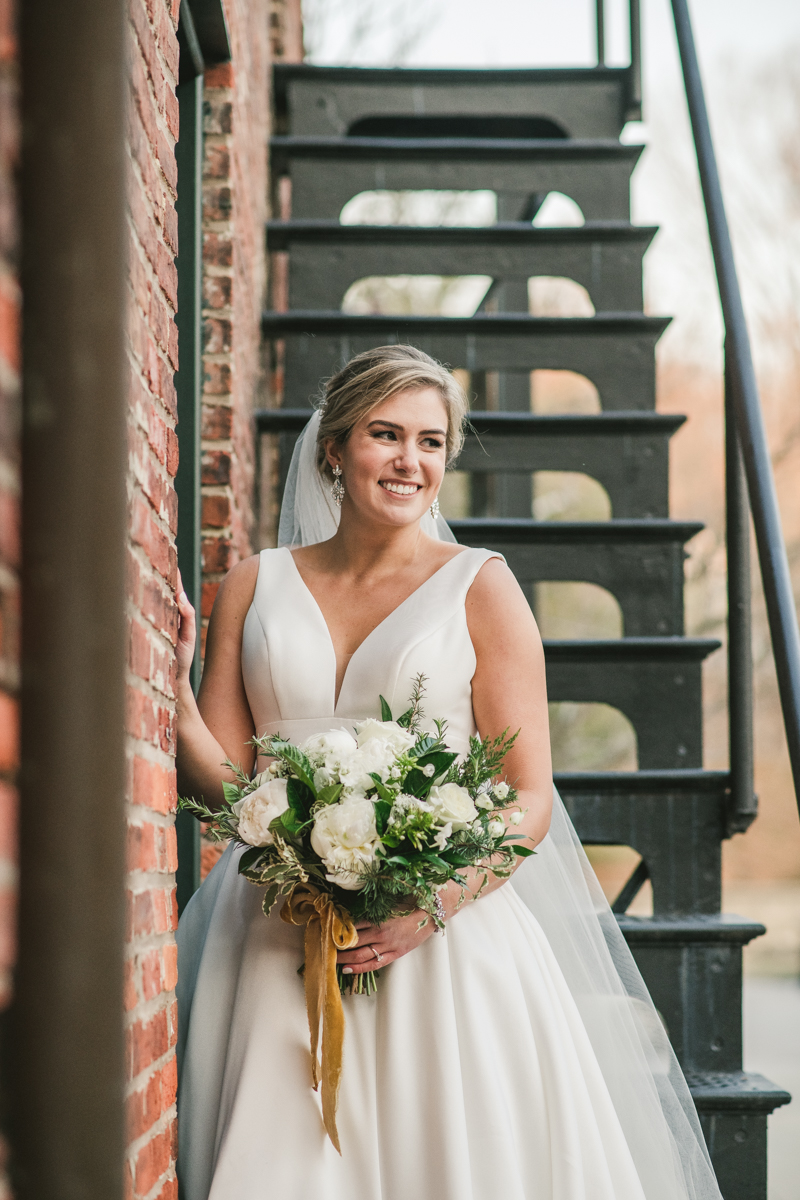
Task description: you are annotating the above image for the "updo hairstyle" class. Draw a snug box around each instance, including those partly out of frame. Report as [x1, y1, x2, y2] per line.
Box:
[315, 345, 468, 480]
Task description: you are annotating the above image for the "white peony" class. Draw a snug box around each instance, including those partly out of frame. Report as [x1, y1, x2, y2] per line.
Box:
[310, 797, 382, 890]
[493, 781, 510, 800]
[338, 740, 396, 793]
[428, 782, 478, 831]
[301, 729, 358, 766]
[234, 778, 290, 847]
[354, 718, 416, 755]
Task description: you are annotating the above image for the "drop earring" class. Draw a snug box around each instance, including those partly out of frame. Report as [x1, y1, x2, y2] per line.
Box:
[430, 496, 440, 520]
[331, 465, 345, 507]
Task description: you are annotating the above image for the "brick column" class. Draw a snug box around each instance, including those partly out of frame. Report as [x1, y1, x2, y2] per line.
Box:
[125, 1, 182, 1196]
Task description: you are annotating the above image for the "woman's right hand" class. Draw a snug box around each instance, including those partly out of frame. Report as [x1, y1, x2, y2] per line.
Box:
[176, 569, 197, 686]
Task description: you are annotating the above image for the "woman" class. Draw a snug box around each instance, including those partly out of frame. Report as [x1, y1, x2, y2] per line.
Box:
[176, 345, 721, 1200]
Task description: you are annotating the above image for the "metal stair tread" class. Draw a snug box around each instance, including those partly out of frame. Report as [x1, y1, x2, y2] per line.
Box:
[554, 768, 729, 792]
[451, 517, 703, 543]
[684, 1071, 792, 1112]
[616, 913, 766, 944]
[255, 407, 687, 436]
[542, 637, 720, 661]
[267, 219, 658, 248]
[262, 310, 670, 334]
[274, 62, 635, 90]
[272, 135, 644, 162]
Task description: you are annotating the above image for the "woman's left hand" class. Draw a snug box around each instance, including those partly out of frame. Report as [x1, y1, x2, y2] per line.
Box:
[338, 908, 436, 975]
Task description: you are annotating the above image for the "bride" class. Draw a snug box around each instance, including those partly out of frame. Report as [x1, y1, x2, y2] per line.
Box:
[175, 345, 722, 1200]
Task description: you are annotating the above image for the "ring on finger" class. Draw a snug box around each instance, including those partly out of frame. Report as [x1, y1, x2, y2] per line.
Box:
[370, 947, 383, 963]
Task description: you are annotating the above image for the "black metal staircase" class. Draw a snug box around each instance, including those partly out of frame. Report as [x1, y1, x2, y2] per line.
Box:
[260, 29, 792, 1200]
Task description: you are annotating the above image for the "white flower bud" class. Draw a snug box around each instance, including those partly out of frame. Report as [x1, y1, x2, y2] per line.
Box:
[475, 795, 494, 810]
[509, 811, 524, 826]
[487, 818, 505, 838]
[493, 781, 510, 800]
[422, 763, 435, 777]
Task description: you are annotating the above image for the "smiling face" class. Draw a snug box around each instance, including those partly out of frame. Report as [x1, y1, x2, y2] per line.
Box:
[325, 387, 448, 532]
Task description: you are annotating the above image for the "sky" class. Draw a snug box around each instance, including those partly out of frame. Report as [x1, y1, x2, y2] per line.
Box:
[304, 0, 800, 371]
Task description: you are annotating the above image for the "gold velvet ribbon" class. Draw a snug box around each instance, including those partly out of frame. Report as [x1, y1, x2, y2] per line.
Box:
[281, 882, 359, 1153]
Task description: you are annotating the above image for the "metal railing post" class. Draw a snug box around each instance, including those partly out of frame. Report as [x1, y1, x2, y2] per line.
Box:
[627, 0, 642, 118]
[595, 0, 605, 66]
[725, 353, 757, 833]
[671, 0, 800, 813]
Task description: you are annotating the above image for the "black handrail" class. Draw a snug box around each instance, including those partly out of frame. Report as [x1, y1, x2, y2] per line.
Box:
[671, 0, 800, 815]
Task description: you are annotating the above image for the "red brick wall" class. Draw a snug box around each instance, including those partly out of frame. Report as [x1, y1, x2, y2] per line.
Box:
[125, 0, 181, 1196]
[200, 0, 297, 650]
[0, 0, 18, 1193]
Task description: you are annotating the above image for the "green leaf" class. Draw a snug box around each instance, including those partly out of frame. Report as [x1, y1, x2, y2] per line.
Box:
[238, 846, 265, 872]
[262, 883, 282, 915]
[222, 780, 243, 807]
[379, 695, 393, 722]
[287, 776, 313, 821]
[278, 809, 303, 838]
[369, 773, 396, 804]
[416, 750, 458, 775]
[409, 735, 440, 758]
[512, 844, 536, 857]
[396, 706, 414, 729]
[316, 782, 343, 807]
[401, 768, 431, 798]
[374, 799, 392, 836]
[385, 854, 410, 866]
[271, 742, 317, 793]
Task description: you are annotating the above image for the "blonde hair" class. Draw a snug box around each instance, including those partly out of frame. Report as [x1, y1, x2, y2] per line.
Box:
[315, 345, 468, 479]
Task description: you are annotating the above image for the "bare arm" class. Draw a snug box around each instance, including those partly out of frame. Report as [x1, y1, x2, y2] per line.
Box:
[176, 557, 260, 808]
[340, 557, 552, 974]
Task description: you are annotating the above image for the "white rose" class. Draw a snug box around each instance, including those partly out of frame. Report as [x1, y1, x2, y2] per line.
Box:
[354, 718, 416, 755]
[493, 781, 510, 800]
[428, 782, 478, 831]
[310, 797, 382, 889]
[488, 818, 506, 838]
[509, 811, 524, 826]
[235, 778, 290, 847]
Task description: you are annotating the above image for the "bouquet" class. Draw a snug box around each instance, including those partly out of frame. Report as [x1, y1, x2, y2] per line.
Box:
[179, 677, 531, 1149]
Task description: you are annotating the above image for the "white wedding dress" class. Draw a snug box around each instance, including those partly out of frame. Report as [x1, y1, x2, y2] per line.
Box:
[176, 544, 722, 1200]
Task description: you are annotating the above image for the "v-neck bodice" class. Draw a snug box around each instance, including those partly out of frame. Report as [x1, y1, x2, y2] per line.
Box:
[241, 545, 501, 753]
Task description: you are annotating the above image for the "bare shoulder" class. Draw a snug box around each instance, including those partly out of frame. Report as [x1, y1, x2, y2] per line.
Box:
[466, 555, 543, 657]
[209, 553, 261, 630]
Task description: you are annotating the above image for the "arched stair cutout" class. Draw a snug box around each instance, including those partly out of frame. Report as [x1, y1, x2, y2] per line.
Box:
[549, 701, 637, 772]
[531, 369, 601, 414]
[340, 190, 496, 227]
[533, 471, 611, 521]
[342, 274, 492, 317]
[347, 115, 569, 140]
[528, 276, 595, 317]
[532, 191, 585, 227]
[583, 845, 653, 916]
[534, 582, 622, 641]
